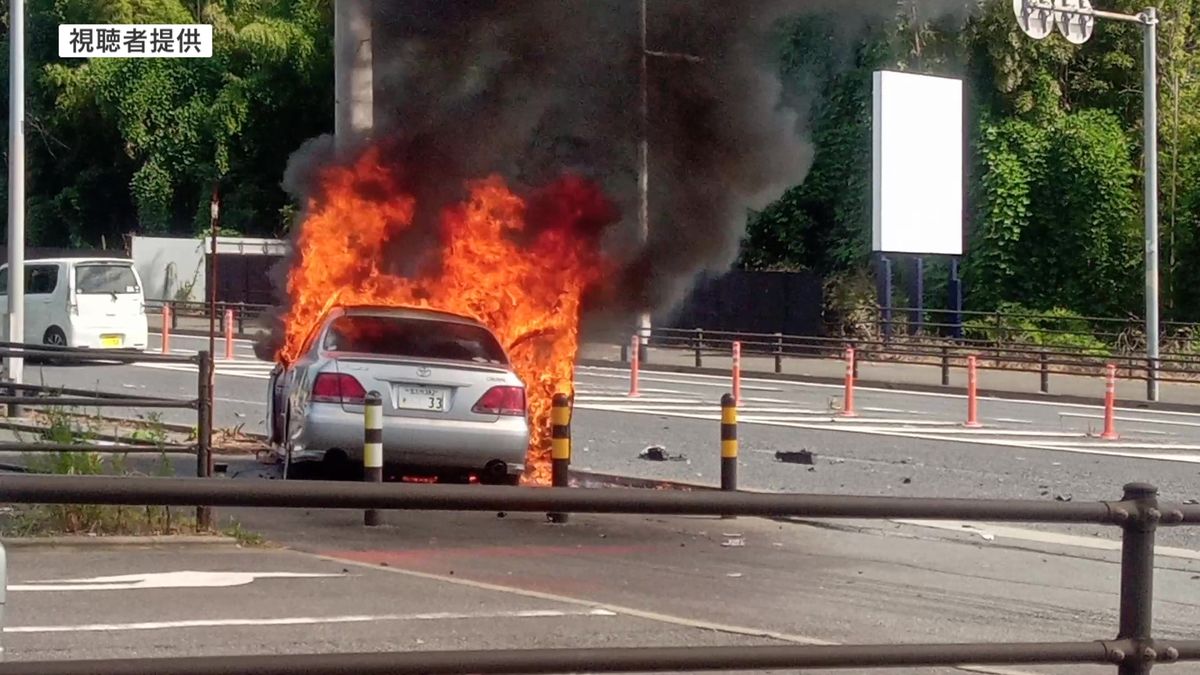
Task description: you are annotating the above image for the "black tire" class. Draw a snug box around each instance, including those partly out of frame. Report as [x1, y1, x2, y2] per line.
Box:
[43, 326, 67, 348]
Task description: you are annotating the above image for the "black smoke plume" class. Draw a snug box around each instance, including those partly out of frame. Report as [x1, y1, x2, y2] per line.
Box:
[259, 0, 970, 359]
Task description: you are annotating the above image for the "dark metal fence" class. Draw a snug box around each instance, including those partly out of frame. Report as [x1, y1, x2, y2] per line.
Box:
[0, 342, 216, 528]
[0, 473, 1196, 674]
[622, 326, 1200, 402]
[143, 299, 1200, 402]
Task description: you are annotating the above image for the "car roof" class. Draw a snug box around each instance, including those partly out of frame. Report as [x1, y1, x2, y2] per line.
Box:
[3, 257, 135, 266]
[331, 305, 490, 329]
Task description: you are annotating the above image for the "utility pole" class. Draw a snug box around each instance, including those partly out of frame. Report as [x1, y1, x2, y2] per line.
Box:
[637, 0, 701, 357]
[1014, 0, 1160, 401]
[334, 0, 374, 156]
[638, 0, 650, 358]
[6, 0, 25, 416]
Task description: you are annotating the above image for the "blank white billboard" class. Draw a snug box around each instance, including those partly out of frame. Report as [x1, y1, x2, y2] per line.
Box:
[872, 70, 964, 256]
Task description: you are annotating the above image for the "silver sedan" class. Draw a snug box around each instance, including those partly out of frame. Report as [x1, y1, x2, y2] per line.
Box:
[267, 305, 530, 484]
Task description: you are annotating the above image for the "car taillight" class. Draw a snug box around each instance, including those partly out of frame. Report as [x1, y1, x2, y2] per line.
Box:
[472, 386, 525, 416]
[312, 372, 367, 405]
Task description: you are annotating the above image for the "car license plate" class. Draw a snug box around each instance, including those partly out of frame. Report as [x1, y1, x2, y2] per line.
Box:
[100, 335, 123, 348]
[392, 385, 449, 412]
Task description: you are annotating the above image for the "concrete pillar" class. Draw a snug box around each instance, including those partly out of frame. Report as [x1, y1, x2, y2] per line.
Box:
[334, 0, 373, 155]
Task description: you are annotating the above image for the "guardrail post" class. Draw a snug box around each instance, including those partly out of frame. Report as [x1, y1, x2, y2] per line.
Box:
[731, 341, 742, 406]
[629, 334, 640, 397]
[196, 350, 213, 530]
[965, 355, 982, 428]
[161, 304, 172, 355]
[940, 346, 950, 386]
[1040, 351, 1050, 393]
[1146, 358, 1158, 402]
[1101, 364, 1120, 440]
[1117, 483, 1159, 675]
[839, 347, 857, 418]
[224, 309, 234, 361]
[720, 393, 737, 519]
[0, 539, 7, 661]
[774, 332, 783, 374]
[694, 328, 703, 368]
[548, 393, 572, 524]
[236, 303, 246, 334]
[364, 391, 384, 527]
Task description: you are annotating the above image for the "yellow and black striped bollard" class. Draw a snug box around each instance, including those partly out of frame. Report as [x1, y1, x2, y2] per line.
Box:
[547, 393, 571, 524]
[720, 393, 737, 519]
[364, 391, 383, 527]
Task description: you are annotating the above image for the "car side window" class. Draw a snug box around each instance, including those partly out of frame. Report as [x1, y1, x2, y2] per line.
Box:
[26, 265, 59, 295]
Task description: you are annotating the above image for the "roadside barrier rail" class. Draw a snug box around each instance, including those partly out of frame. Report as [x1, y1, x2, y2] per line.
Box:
[0, 473, 1196, 674]
[0, 343, 216, 529]
[622, 326, 1200, 402]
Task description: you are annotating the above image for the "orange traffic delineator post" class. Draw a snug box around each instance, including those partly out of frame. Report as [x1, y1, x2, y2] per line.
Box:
[839, 347, 857, 417]
[1100, 364, 1119, 440]
[731, 341, 742, 406]
[628, 334, 640, 397]
[161, 304, 172, 355]
[224, 309, 234, 361]
[964, 355, 983, 428]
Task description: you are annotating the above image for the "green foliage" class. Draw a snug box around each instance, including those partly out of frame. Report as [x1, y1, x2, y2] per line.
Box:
[963, 302, 1111, 355]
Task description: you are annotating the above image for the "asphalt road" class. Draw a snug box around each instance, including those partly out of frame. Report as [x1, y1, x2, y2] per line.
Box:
[13, 332, 1200, 552]
[4, 509, 1199, 674]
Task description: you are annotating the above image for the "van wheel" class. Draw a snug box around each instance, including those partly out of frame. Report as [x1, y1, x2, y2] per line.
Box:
[43, 327, 67, 348]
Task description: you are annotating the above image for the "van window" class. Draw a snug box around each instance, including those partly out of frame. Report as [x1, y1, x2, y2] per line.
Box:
[26, 265, 59, 295]
[75, 264, 140, 295]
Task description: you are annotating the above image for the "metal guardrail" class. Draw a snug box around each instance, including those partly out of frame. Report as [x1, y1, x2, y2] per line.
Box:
[0, 342, 216, 528]
[622, 326, 1200, 402]
[0, 474, 1196, 673]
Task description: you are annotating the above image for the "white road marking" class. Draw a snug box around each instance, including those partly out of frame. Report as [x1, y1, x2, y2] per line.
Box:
[578, 370, 781, 392]
[1060, 411, 1200, 428]
[9, 570, 340, 592]
[306, 553, 1046, 675]
[4, 608, 617, 634]
[892, 520, 1200, 562]
[574, 405, 1200, 464]
[578, 364, 1200, 417]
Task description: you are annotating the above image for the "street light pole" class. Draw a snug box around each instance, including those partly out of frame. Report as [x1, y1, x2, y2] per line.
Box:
[1014, 0, 1160, 401]
[1142, 6, 1160, 402]
[6, 0, 25, 413]
[637, 0, 650, 356]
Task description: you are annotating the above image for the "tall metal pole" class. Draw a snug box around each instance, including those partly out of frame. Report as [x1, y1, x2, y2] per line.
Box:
[1142, 7, 1160, 402]
[6, 0, 26, 410]
[637, 0, 651, 354]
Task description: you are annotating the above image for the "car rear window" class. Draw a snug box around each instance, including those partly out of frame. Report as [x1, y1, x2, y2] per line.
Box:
[322, 314, 509, 365]
[75, 264, 140, 294]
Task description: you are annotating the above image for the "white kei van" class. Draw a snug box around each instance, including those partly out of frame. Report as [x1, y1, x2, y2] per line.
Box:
[0, 258, 149, 351]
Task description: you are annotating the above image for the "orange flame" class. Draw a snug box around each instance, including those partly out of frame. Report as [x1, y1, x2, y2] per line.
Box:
[276, 146, 615, 485]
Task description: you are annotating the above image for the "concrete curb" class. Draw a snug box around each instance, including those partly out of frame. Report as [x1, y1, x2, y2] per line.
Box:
[1, 534, 240, 548]
[578, 357, 1200, 413]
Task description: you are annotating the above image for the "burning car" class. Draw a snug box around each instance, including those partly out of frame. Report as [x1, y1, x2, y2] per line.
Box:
[267, 304, 529, 485]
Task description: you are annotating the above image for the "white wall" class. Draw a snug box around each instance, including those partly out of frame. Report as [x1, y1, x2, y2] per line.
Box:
[131, 236, 207, 302]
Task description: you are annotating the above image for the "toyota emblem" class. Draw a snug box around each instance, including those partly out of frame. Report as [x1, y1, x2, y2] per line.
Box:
[417, 367, 432, 378]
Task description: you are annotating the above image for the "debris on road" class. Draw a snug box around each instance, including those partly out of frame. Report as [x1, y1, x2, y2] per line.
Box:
[639, 446, 687, 462]
[726, 572, 743, 578]
[721, 533, 745, 547]
[901, 477, 912, 484]
[1055, 494, 1073, 502]
[775, 450, 815, 465]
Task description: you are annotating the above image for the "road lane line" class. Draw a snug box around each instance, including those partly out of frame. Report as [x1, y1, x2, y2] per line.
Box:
[1060, 411, 1200, 428]
[303, 551, 1045, 675]
[4, 608, 618, 633]
[575, 405, 1200, 464]
[578, 364, 1200, 416]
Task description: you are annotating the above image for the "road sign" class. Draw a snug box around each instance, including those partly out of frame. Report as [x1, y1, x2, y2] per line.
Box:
[1013, 0, 1054, 39]
[1055, 0, 1095, 44]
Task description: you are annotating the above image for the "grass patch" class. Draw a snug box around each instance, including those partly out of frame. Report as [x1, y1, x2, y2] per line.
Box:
[222, 520, 266, 547]
[1, 406, 203, 538]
